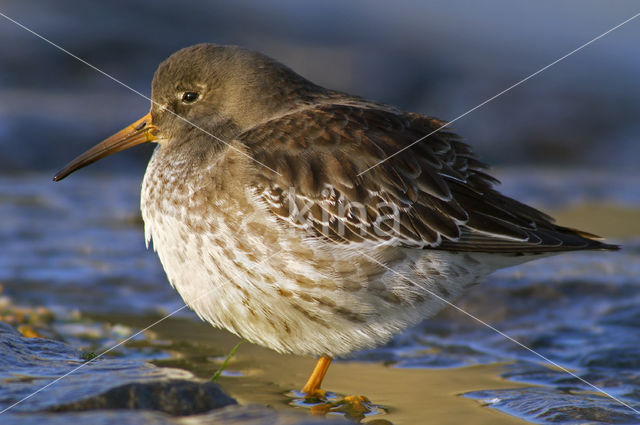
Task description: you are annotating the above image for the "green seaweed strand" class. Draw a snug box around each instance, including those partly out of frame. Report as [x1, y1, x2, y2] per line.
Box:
[211, 340, 245, 382]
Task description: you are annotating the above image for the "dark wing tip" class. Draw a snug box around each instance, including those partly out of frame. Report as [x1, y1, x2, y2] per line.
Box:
[600, 242, 621, 251]
[578, 237, 620, 251]
[553, 225, 620, 251]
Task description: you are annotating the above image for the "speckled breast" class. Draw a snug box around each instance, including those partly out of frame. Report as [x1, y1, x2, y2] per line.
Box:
[138, 143, 495, 357]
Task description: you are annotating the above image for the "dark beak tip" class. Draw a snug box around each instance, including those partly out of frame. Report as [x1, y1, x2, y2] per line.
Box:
[53, 168, 70, 182]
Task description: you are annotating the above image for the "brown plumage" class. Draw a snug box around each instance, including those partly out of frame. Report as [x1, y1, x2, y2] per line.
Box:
[244, 98, 615, 253]
[54, 44, 618, 396]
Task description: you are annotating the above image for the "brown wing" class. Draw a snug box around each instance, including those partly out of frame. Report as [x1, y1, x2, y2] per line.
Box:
[240, 103, 617, 252]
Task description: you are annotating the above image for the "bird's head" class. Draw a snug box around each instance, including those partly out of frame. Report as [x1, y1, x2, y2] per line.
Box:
[54, 43, 313, 181]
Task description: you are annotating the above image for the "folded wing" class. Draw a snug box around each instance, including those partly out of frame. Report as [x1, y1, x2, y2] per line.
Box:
[240, 103, 617, 253]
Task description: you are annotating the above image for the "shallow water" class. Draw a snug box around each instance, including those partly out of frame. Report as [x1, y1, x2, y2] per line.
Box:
[1, 168, 639, 424]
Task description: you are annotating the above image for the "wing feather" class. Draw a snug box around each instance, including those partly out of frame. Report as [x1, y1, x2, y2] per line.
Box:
[241, 103, 617, 252]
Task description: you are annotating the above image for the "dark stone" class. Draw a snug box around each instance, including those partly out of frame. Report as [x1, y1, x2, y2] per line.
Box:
[49, 380, 236, 416]
[193, 404, 351, 424]
[1, 405, 350, 425]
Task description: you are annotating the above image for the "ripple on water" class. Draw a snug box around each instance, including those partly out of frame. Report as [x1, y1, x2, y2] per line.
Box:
[468, 387, 640, 424]
[0, 174, 181, 315]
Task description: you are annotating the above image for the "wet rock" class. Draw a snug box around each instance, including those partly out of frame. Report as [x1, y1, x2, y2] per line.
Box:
[49, 380, 236, 416]
[192, 404, 350, 424]
[0, 321, 209, 413]
[0, 410, 181, 425]
[1, 405, 350, 425]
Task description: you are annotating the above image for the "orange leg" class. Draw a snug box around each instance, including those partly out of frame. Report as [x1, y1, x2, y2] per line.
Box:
[301, 356, 333, 395]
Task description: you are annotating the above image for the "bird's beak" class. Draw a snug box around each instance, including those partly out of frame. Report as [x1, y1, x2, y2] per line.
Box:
[53, 111, 158, 181]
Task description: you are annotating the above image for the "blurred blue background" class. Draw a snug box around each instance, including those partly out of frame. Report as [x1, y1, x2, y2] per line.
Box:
[1, 0, 639, 175]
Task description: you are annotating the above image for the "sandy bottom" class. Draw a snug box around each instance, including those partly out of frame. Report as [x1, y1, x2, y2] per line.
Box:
[104, 314, 529, 425]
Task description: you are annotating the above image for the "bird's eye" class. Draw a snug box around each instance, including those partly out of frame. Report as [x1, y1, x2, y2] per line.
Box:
[181, 91, 199, 104]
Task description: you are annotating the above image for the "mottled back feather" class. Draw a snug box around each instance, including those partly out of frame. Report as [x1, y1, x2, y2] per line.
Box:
[240, 103, 617, 253]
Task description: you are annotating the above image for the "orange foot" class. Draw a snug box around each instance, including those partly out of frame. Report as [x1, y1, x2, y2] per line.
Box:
[333, 395, 372, 416]
[299, 357, 382, 420]
[304, 394, 377, 420]
[303, 388, 327, 399]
